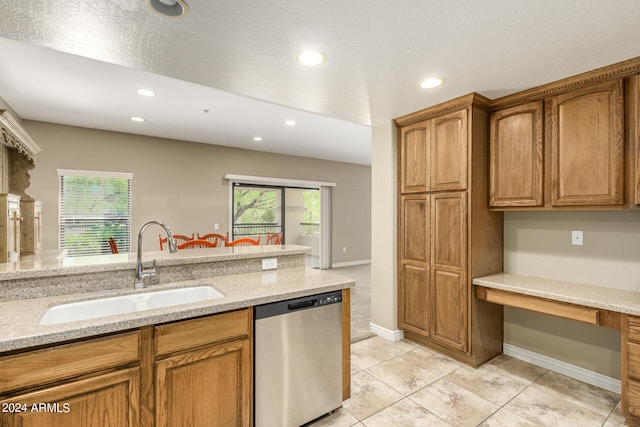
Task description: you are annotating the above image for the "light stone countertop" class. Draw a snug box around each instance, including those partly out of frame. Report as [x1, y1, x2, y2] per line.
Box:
[0, 245, 310, 280]
[473, 273, 640, 315]
[0, 266, 354, 352]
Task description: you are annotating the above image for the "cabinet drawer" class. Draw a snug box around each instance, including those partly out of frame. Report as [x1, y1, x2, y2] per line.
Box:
[628, 379, 640, 419]
[155, 309, 251, 357]
[628, 317, 640, 343]
[0, 331, 140, 394]
[628, 342, 640, 380]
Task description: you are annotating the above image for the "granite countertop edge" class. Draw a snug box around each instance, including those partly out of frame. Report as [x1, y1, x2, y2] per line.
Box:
[0, 267, 354, 353]
[473, 272, 640, 316]
[0, 245, 312, 281]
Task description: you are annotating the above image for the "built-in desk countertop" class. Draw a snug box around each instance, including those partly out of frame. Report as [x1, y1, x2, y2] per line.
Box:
[473, 273, 640, 329]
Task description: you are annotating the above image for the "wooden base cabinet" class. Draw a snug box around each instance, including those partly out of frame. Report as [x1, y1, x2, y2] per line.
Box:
[0, 369, 140, 427]
[153, 309, 253, 427]
[0, 331, 142, 427]
[396, 94, 504, 367]
[20, 198, 41, 255]
[0, 309, 254, 427]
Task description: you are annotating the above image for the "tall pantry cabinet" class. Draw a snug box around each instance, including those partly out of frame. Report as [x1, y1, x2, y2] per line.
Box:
[396, 94, 504, 366]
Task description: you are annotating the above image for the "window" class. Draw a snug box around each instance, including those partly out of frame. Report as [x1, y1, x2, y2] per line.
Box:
[58, 169, 132, 256]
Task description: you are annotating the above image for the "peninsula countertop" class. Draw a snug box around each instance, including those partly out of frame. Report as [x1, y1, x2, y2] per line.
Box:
[0, 266, 354, 352]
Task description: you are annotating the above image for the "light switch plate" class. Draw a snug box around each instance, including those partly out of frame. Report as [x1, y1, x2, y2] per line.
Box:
[262, 258, 278, 270]
[571, 230, 583, 246]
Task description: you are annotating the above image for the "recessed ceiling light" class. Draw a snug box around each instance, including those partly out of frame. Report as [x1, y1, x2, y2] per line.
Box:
[418, 78, 444, 89]
[284, 120, 296, 126]
[145, 0, 189, 18]
[253, 137, 263, 142]
[137, 89, 156, 97]
[297, 50, 326, 67]
[130, 116, 145, 122]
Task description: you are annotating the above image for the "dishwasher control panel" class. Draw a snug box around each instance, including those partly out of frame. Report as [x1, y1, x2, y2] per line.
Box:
[318, 294, 342, 305]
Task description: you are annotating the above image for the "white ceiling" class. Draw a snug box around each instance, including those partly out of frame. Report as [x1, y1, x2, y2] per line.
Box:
[1, 1, 640, 166]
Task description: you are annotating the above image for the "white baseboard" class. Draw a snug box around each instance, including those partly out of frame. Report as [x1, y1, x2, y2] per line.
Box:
[370, 322, 404, 342]
[503, 343, 621, 394]
[331, 259, 371, 268]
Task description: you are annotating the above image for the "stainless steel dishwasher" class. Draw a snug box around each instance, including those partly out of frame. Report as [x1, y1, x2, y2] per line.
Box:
[254, 290, 343, 427]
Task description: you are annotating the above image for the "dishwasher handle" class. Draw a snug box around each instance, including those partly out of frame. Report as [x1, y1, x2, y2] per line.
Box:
[288, 299, 317, 311]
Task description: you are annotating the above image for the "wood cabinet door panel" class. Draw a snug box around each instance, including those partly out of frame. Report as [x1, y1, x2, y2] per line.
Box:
[431, 192, 466, 269]
[0, 368, 140, 427]
[430, 268, 467, 351]
[551, 80, 624, 206]
[431, 110, 468, 191]
[400, 195, 429, 263]
[398, 264, 429, 334]
[400, 122, 429, 193]
[155, 339, 251, 427]
[490, 101, 544, 207]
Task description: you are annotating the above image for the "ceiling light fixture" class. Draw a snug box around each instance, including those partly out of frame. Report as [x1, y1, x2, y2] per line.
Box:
[418, 78, 444, 89]
[297, 50, 326, 67]
[137, 89, 156, 97]
[130, 116, 145, 122]
[253, 137, 263, 142]
[284, 120, 296, 126]
[145, 0, 189, 18]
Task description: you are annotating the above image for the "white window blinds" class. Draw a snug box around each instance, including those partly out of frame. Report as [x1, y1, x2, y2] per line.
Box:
[58, 169, 132, 257]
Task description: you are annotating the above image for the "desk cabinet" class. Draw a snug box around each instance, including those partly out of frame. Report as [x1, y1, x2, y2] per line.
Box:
[623, 316, 640, 425]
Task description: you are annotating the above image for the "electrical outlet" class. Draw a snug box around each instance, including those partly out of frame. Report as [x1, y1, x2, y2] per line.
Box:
[262, 258, 278, 270]
[214, 223, 219, 230]
[342, 247, 347, 253]
[571, 230, 583, 246]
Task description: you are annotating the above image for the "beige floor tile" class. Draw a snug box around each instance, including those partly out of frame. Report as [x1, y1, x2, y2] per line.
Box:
[604, 401, 626, 426]
[366, 357, 440, 395]
[532, 370, 620, 417]
[478, 408, 540, 427]
[482, 354, 547, 385]
[409, 378, 500, 427]
[307, 407, 360, 427]
[351, 337, 415, 370]
[361, 398, 452, 427]
[444, 365, 528, 406]
[351, 363, 362, 374]
[342, 371, 402, 420]
[503, 384, 606, 427]
[399, 346, 464, 378]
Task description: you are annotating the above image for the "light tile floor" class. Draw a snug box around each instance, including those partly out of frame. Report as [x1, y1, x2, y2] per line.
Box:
[309, 336, 625, 427]
[330, 264, 374, 343]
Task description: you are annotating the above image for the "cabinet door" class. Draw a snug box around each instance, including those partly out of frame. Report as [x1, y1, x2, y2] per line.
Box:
[155, 338, 251, 427]
[550, 80, 624, 206]
[0, 368, 140, 427]
[399, 122, 429, 193]
[490, 101, 544, 207]
[430, 192, 467, 351]
[430, 110, 468, 191]
[398, 195, 430, 334]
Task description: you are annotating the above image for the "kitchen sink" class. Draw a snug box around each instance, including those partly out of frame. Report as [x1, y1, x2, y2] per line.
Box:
[39, 286, 224, 325]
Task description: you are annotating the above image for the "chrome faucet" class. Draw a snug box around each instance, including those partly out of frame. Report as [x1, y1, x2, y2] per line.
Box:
[135, 220, 177, 289]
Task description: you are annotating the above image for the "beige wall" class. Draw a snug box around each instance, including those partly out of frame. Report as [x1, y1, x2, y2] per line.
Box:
[504, 210, 640, 379]
[370, 120, 397, 331]
[23, 121, 371, 264]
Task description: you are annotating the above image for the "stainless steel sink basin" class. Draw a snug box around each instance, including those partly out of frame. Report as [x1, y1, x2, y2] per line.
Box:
[39, 286, 224, 325]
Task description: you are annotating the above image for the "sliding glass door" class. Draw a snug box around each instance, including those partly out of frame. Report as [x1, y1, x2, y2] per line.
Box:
[231, 183, 322, 268]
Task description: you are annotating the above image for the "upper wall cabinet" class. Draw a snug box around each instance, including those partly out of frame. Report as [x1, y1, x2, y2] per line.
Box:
[399, 110, 467, 194]
[490, 65, 638, 210]
[550, 80, 624, 207]
[490, 100, 544, 207]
